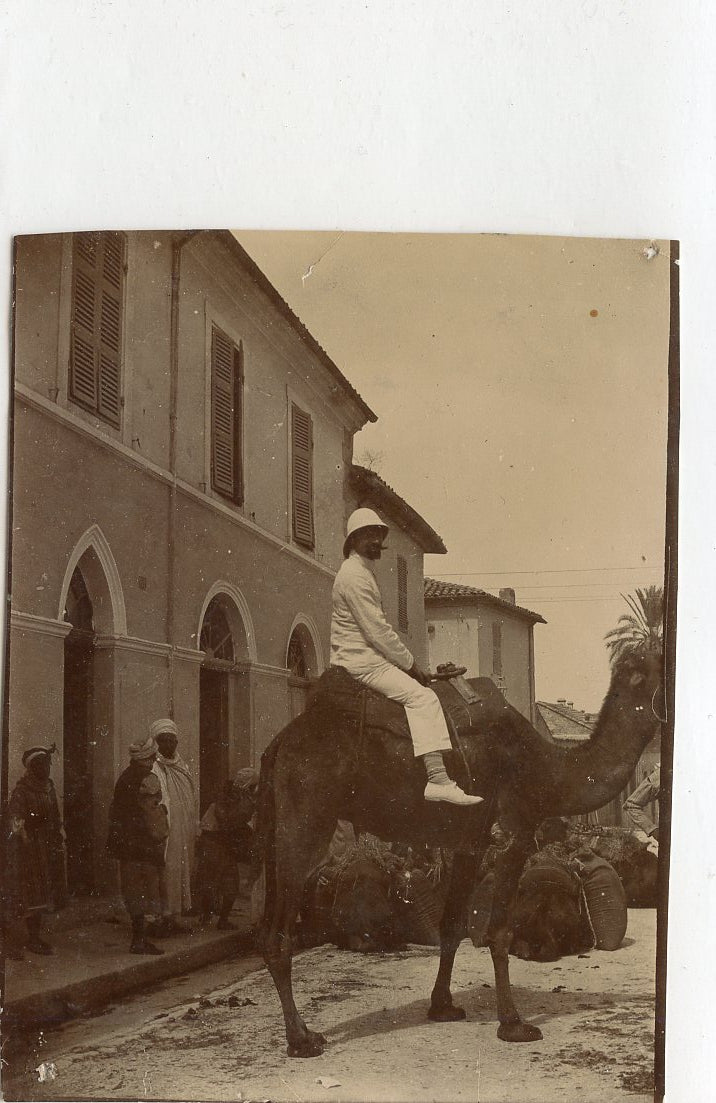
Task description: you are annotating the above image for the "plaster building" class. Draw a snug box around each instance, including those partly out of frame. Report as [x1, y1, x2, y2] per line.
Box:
[424, 579, 546, 723]
[9, 229, 377, 895]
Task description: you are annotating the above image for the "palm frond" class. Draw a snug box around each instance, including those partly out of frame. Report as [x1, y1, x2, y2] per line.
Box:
[604, 585, 664, 666]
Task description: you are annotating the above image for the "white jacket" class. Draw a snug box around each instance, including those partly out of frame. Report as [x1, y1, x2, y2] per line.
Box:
[330, 551, 414, 676]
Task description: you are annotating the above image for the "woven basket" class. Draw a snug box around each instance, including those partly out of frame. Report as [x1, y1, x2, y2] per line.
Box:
[579, 855, 628, 950]
[400, 869, 443, 945]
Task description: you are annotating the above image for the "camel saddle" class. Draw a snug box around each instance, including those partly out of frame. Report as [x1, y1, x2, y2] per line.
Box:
[307, 665, 502, 749]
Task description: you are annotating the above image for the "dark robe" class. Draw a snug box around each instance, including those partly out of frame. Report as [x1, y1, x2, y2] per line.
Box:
[5, 773, 67, 918]
[106, 765, 168, 865]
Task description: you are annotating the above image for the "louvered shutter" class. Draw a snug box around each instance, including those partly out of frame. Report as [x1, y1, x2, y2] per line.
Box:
[397, 555, 409, 633]
[233, 343, 244, 504]
[70, 231, 124, 427]
[292, 404, 314, 548]
[211, 325, 236, 497]
[70, 234, 100, 410]
[97, 233, 124, 426]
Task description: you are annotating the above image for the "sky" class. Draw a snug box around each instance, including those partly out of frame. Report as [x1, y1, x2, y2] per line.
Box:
[236, 231, 670, 713]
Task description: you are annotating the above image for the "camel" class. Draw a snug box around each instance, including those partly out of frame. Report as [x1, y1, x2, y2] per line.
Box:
[255, 648, 663, 1057]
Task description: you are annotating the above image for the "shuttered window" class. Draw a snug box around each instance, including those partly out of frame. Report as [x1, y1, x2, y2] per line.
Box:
[492, 621, 503, 676]
[291, 404, 314, 548]
[210, 325, 244, 504]
[69, 231, 126, 427]
[397, 555, 409, 633]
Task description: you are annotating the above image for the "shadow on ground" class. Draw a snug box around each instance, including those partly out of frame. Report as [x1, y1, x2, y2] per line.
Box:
[325, 981, 651, 1047]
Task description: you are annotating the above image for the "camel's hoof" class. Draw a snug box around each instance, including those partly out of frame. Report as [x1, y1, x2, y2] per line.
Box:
[497, 1021, 543, 1043]
[286, 1031, 327, 1058]
[428, 1003, 467, 1022]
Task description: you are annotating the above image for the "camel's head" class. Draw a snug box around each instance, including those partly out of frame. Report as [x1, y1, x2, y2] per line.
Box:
[611, 647, 665, 718]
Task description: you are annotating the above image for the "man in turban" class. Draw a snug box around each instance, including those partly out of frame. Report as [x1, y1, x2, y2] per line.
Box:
[150, 718, 198, 936]
[106, 736, 169, 954]
[4, 744, 66, 959]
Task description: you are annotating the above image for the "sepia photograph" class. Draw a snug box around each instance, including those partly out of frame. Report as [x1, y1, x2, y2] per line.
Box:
[1, 227, 674, 1101]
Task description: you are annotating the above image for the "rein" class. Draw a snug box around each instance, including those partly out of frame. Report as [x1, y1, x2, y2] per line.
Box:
[651, 685, 667, 724]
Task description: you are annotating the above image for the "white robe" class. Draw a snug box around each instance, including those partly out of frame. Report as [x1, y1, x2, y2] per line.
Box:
[153, 754, 197, 914]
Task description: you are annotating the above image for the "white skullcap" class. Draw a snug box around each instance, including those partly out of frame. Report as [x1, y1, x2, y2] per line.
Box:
[129, 736, 158, 761]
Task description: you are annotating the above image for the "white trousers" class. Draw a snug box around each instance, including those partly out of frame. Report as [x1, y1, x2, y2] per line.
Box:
[353, 661, 451, 757]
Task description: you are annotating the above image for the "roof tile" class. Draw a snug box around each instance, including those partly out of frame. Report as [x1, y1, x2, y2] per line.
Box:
[424, 577, 546, 623]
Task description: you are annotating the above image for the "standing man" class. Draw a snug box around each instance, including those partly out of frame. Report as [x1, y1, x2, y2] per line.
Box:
[106, 736, 169, 955]
[331, 508, 482, 805]
[4, 744, 66, 959]
[195, 767, 258, 929]
[623, 764, 660, 856]
[151, 718, 198, 935]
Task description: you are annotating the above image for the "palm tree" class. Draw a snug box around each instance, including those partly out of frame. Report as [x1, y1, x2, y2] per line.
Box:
[604, 585, 664, 666]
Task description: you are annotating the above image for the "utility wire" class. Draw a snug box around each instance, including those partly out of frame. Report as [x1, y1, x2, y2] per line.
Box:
[486, 596, 643, 604]
[490, 582, 662, 591]
[434, 565, 663, 577]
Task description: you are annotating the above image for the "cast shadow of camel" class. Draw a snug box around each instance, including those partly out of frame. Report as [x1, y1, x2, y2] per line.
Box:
[324, 980, 649, 1048]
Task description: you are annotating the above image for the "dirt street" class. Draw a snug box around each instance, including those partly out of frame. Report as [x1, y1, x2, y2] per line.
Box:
[11, 909, 656, 1103]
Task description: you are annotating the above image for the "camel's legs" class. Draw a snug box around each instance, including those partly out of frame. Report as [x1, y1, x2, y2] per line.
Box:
[263, 873, 322, 1056]
[486, 833, 543, 1043]
[262, 809, 338, 1058]
[428, 851, 481, 1022]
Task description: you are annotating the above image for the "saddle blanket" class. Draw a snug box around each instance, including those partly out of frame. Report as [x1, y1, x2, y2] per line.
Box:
[307, 665, 502, 743]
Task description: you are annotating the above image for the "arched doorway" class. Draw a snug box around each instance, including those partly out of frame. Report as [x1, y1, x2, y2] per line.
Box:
[63, 567, 96, 896]
[59, 528, 124, 897]
[286, 622, 320, 718]
[199, 595, 251, 815]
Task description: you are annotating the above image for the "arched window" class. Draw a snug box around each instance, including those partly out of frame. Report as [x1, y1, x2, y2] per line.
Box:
[287, 630, 308, 679]
[286, 623, 320, 719]
[200, 598, 235, 664]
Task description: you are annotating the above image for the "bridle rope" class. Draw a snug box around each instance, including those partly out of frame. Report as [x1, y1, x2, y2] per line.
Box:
[651, 685, 667, 725]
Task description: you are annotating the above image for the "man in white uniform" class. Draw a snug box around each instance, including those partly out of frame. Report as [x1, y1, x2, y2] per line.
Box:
[331, 508, 482, 806]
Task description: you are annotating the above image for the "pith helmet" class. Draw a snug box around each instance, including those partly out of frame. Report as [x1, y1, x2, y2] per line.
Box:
[343, 508, 389, 556]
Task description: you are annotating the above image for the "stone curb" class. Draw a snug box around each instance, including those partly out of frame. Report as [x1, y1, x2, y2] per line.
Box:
[4, 928, 255, 1027]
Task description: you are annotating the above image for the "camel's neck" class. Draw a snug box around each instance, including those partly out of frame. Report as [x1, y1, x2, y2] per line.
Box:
[551, 683, 659, 816]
